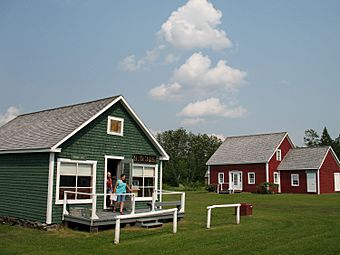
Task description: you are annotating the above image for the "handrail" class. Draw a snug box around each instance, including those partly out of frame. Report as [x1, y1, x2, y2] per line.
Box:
[114, 208, 178, 244]
[206, 203, 241, 228]
[62, 191, 136, 223]
[153, 189, 185, 213]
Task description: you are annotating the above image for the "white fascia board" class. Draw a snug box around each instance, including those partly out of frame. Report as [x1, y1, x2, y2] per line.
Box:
[51, 96, 169, 160]
[267, 133, 293, 162]
[51, 96, 122, 150]
[0, 148, 61, 154]
[119, 97, 170, 160]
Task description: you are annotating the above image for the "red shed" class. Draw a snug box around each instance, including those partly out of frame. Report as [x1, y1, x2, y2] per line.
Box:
[277, 146, 340, 194]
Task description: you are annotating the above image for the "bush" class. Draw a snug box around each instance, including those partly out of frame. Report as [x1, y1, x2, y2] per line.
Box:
[205, 184, 216, 192]
[256, 182, 278, 194]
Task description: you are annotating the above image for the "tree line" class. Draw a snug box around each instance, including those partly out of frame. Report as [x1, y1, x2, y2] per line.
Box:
[304, 127, 340, 157]
[156, 128, 222, 187]
[156, 127, 340, 187]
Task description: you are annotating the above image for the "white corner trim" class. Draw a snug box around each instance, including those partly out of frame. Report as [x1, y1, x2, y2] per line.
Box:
[317, 169, 321, 195]
[46, 152, 55, 224]
[265, 162, 269, 183]
[207, 165, 211, 185]
[160, 161, 163, 202]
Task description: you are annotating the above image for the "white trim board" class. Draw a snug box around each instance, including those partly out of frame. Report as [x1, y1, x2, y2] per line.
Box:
[51, 96, 169, 160]
[46, 152, 55, 224]
[55, 158, 97, 205]
[0, 148, 61, 154]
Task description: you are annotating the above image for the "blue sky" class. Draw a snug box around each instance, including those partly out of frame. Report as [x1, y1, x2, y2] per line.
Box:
[0, 0, 339, 145]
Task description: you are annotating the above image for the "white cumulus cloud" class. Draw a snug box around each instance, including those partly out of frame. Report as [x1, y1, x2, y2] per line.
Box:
[180, 118, 206, 126]
[0, 106, 21, 126]
[178, 97, 246, 118]
[149, 82, 182, 101]
[174, 52, 246, 91]
[159, 0, 232, 50]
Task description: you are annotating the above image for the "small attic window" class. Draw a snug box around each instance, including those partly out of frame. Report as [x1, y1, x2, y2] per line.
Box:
[276, 149, 282, 161]
[107, 116, 124, 136]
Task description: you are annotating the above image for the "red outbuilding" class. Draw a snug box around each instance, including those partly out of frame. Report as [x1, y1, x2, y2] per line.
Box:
[206, 132, 340, 194]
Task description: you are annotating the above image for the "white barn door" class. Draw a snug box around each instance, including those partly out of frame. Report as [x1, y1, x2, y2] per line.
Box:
[306, 172, 317, 193]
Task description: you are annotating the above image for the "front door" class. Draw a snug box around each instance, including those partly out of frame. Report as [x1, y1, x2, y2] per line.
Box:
[230, 171, 242, 190]
[306, 172, 317, 193]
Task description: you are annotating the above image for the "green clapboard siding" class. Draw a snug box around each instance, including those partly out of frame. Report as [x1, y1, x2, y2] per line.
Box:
[52, 101, 161, 223]
[0, 153, 49, 222]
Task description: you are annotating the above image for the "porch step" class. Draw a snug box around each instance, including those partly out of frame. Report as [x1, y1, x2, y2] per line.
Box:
[136, 219, 163, 228]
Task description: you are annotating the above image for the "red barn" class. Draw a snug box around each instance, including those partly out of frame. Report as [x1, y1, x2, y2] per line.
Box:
[206, 132, 340, 194]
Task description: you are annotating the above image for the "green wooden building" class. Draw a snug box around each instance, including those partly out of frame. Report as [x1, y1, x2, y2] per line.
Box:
[0, 95, 169, 224]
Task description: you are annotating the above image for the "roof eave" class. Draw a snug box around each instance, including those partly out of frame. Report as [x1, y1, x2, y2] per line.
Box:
[0, 148, 61, 155]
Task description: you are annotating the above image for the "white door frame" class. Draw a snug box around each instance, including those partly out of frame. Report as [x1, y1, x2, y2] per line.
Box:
[306, 171, 317, 193]
[104, 155, 124, 209]
[229, 171, 243, 191]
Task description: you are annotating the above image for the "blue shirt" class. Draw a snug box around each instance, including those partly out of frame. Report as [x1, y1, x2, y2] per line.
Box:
[116, 180, 126, 194]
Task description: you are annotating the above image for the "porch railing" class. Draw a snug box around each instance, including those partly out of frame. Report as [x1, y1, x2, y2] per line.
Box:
[62, 190, 186, 223]
[62, 191, 136, 224]
[217, 183, 232, 194]
[152, 190, 186, 213]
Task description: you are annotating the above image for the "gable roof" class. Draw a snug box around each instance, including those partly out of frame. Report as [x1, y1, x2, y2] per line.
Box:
[0, 96, 169, 160]
[277, 146, 336, 170]
[206, 132, 289, 165]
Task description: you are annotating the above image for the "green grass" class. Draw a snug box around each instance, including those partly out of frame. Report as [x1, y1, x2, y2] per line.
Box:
[1, 192, 340, 255]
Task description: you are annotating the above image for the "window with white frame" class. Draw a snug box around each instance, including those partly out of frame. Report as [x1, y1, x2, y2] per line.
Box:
[248, 172, 255, 184]
[218, 172, 224, 184]
[57, 160, 95, 202]
[273, 172, 279, 184]
[291, 174, 299, 187]
[107, 116, 124, 136]
[132, 165, 156, 198]
[276, 149, 282, 161]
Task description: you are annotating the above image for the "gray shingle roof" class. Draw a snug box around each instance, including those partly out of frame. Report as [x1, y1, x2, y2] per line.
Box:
[0, 96, 118, 152]
[206, 132, 288, 165]
[277, 147, 330, 170]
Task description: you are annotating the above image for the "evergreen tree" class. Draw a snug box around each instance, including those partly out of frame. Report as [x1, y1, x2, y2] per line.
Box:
[320, 127, 333, 146]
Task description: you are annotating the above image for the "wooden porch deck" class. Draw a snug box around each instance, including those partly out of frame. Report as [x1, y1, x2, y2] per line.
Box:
[64, 208, 184, 229]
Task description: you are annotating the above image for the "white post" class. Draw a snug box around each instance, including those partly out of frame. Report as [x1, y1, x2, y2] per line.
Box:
[62, 192, 68, 220]
[173, 209, 177, 233]
[207, 208, 211, 229]
[236, 205, 240, 225]
[114, 218, 121, 244]
[91, 194, 99, 220]
[151, 191, 156, 211]
[180, 192, 185, 213]
[131, 194, 135, 214]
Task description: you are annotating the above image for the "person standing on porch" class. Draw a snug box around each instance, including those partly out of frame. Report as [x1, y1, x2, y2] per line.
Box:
[113, 174, 131, 214]
[106, 172, 113, 207]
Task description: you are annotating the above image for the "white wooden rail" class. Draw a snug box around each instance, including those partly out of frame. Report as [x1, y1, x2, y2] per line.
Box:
[62, 191, 136, 223]
[154, 190, 186, 213]
[114, 208, 178, 244]
[206, 203, 241, 228]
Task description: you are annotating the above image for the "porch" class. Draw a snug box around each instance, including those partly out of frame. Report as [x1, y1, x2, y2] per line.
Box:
[62, 190, 185, 231]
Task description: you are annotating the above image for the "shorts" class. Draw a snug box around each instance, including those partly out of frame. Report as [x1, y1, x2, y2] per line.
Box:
[116, 194, 126, 202]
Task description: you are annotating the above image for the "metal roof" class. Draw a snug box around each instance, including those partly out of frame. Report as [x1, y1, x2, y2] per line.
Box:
[206, 132, 288, 165]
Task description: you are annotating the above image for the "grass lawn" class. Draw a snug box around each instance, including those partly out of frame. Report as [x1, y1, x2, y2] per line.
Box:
[1, 191, 340, 255]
